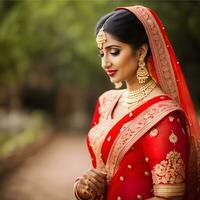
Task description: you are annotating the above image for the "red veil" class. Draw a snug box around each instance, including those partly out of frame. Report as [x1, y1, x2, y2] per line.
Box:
[116, 6, 200, 199]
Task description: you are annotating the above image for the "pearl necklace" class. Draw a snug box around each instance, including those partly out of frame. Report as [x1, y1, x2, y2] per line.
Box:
[123, 79, 157, 108]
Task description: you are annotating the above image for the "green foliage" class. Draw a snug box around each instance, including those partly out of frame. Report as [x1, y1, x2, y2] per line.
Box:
[0, 111, 48, 159]
[0, 0, 199, 96]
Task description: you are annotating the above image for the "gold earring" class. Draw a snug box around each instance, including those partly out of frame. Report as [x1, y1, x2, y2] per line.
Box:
[136, 60, 149, 84]
[114, 82, 122, 89]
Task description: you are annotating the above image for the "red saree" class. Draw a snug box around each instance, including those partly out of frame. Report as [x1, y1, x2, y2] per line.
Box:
[117, 6, 200, 200]
[85, 5, 200, 200]
[87, 91, 189, 199]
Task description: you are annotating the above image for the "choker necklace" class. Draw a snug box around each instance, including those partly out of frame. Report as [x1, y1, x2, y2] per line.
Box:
[123, 79, 157, 108]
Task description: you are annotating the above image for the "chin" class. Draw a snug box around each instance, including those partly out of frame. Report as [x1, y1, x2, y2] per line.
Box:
[110, 77, 121, 84]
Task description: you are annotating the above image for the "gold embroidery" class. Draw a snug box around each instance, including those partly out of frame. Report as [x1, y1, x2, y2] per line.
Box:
[127, 164, 132, 169]
[128, 6, 179, 102]
[107, 136, 112, 142]
[119, 121, 132, 133]
[153, 183, 185, 197]
[129, 112, 133, 117]
[150, 128, 158, 137]
[88, 90, 122, 174]
[181, 128, 186, 135]
[136, 194, 143, 200]
[152, 150, 185, 184]
[106, 100, 182, 179]
[169, 131, 178, 144]
[144, 171, 151, 176]
[98, 90, 121, 121]
[168, 115, 175, 122]
[88, 119, 112, 172]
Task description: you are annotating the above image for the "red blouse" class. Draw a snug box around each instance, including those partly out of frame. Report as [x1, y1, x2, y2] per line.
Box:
[87, 90, 189, 200]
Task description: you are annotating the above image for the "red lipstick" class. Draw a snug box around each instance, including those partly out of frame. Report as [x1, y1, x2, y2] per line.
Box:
[106, 70, 117, 77]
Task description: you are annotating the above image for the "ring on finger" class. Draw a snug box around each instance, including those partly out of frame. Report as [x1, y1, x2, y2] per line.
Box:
[82, 188, 89, 196]
[86, 180, 94, 198]
[85, 179, 90, 191]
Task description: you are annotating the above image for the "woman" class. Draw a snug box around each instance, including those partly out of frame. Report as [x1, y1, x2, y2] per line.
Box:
[73, 5, 200, 200]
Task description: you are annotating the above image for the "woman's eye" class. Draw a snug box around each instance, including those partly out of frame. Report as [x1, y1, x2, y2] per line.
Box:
[110, 49, 120, 56]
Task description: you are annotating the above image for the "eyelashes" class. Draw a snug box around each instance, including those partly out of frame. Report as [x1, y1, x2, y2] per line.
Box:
[110, 50, 120, 56]
[98, 49, 120, 58]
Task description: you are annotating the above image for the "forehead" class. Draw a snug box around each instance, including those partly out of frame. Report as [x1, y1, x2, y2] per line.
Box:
[99, 32, 127, 49]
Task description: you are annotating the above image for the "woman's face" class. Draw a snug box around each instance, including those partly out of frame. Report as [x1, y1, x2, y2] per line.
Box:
[98, 32, 139, 84]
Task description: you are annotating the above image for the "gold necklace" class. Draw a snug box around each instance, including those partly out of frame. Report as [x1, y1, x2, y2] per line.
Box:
[123, 79, 157, 108]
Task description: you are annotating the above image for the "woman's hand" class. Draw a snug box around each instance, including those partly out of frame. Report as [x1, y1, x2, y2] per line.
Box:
[76, 168, 107, 199]
[145, 197, 183, 200]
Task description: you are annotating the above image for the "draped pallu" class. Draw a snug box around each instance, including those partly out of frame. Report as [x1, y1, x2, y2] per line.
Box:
[87, 91, 188, 199]
[87, 5, 200, 200]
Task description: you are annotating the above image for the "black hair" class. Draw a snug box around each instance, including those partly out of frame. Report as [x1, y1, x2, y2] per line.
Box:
[96, 9, 151, 57]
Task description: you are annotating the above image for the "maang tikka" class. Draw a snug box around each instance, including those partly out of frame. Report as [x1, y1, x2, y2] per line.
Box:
[96, 27, 123, 89]
[96, 26, 107, 49]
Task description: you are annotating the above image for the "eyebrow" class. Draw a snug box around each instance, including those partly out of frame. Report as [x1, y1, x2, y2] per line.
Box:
[98, 45, 121, 50]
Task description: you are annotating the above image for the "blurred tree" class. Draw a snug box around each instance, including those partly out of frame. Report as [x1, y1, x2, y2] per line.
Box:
[145, 1, 200, 106]
[0, 0, 199, 115]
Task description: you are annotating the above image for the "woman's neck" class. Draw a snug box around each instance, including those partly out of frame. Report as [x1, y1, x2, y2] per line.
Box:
[125, 77, 152, 91]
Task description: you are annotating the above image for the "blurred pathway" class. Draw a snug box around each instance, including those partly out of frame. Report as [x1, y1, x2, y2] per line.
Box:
[0, 133, 90, 200]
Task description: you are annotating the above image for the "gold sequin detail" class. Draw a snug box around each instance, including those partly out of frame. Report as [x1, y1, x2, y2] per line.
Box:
[129, 112, 133, 117]
[182, 128, 186, 135]
[150, 128, 158, 137]
[152, 150, 185, 184]
[137, 194, 143, 199]
[127, 164, 132, 169]
[119, 176, 124, 181]
[169, 131, 178, 144]
[107, 136, 112, 142]
[168, 115, 175, 122]
[144, 171, 151, 176]
[145, 157, 149, 162]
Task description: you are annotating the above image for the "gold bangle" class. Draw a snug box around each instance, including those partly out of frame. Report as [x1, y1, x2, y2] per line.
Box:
[73, 180, 86, 200]
[153, 183, 185, 198]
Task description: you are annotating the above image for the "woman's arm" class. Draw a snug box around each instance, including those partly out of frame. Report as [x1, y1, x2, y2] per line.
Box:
[142, 111, 189, 199]
[146, 197, 183, 200]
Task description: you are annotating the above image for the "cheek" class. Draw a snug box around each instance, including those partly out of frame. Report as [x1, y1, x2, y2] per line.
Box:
[119, 53, 138, 72]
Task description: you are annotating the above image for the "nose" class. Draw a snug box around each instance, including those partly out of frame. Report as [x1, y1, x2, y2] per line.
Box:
[101, 57, 112, 69]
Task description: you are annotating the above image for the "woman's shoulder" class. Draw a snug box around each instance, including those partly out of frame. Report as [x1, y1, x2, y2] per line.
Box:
[98, 89, 124, 102]
[141, 109, 188, 148]
[161, 109, 187, 125]
[145, 86, 167, 101]
[146, 86, 179, 106]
